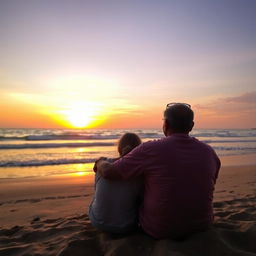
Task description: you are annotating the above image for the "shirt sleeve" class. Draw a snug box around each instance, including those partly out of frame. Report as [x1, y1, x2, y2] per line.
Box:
[214, 151, 221, 181]
[112, 142, 148, 180]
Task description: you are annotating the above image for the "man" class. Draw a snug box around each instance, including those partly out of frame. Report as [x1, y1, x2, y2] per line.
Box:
[96, 103, 221, 239]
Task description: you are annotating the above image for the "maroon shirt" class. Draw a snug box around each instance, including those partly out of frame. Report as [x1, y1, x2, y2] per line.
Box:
[112, 134, 221, 239]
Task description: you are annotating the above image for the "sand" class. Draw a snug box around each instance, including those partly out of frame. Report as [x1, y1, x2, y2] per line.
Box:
[0, 156, 255, 256]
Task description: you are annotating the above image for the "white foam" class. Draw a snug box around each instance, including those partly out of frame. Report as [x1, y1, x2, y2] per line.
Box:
[0, 142, 114, 150]
[0, 158, 96, 167]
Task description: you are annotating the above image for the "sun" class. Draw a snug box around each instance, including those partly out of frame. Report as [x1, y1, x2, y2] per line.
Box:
[63, 102, 98, 128]
[67, 110, 92, 128]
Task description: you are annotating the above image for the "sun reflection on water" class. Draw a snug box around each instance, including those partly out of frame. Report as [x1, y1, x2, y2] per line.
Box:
[71, 163, 94, 176]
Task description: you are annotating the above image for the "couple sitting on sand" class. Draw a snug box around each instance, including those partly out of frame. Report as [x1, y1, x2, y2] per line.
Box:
[89, 103, 221, 239]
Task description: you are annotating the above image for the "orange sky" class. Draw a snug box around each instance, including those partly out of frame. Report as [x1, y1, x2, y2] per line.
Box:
[0, 91, 255, 129]
[0, 1, 255, 129]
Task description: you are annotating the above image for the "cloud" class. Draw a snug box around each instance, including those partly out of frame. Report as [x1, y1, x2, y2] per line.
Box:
[225, 91, 256, 104]
[5, 90, 142, 120]
[195, 91, 256, 113]
[193, 91, 256, 128]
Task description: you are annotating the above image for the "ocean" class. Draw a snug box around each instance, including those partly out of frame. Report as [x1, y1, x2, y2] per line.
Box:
[0, 128, 256, 178]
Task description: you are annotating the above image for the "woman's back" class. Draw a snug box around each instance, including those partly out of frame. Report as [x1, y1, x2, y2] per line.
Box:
[89, 171, 142, 233]
[88, 133, 143, 233]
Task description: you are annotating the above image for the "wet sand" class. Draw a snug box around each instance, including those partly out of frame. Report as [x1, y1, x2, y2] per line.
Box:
[0, 155, 255, 256]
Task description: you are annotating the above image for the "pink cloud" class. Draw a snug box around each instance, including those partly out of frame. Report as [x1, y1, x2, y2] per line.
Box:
[195, 91, 256, 113]
[193, 91, 256, 128]
[225, 91, 256, 104]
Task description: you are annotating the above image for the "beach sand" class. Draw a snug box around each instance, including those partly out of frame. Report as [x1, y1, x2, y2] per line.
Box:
[0, 155, 255, 256]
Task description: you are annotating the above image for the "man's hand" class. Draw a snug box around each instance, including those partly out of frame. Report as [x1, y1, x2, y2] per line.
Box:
[96, 159, 122, 180]
[93, 157, 108, 172]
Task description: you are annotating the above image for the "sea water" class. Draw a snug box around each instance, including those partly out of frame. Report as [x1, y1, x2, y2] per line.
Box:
[0, 128, 255, 178]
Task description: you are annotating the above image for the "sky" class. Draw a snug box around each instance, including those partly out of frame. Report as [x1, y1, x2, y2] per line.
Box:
[0, 0, 255, 129]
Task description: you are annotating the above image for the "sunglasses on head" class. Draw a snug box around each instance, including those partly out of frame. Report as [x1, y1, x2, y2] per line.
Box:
[166, 103, 191, 109]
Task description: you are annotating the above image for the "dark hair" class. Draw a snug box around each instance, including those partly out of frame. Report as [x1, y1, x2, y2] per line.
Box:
[118, 133, 142, 157]
[164, 104, 194, 133]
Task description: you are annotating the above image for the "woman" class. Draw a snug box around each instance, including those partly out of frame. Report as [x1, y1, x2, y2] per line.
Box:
[88, 133, 142, 234]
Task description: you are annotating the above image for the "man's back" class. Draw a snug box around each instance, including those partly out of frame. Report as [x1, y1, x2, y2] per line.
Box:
[113, 134, 220, 239]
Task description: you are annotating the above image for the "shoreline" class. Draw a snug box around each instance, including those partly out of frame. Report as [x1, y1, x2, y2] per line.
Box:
[0, 152, 256, 180]
[220, 153, 256, 167]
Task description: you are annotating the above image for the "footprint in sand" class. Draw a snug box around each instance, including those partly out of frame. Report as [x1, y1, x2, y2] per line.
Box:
[9, 209, 18, 212]
[229, 211, 253, 221]
[213, 202, 225, 208]
[215, 211, 233, 217]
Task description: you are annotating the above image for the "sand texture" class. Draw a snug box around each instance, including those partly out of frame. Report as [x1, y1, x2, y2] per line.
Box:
[0, 165, 255, 256]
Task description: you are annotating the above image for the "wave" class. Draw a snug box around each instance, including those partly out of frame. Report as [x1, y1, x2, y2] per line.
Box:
[1, 139, 256, 150]
[139, 132, 161, 138]
[0, 135, 119, 141]
[0, 133, 162, 141]
[192, 132, 256, 138]
[0, 158, 96, 167]
[212, 146, 256, 152]
[1, 129, 255, 141]
[202, 139, 256, 144]
[0, 142, 114, 150]
[1, 147, 256, 167]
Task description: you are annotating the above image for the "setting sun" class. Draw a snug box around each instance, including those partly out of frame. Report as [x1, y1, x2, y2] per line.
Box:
[62, 102, 100, 128]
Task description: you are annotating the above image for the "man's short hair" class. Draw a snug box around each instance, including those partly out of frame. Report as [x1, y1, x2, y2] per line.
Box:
[164, 103, 194, 133]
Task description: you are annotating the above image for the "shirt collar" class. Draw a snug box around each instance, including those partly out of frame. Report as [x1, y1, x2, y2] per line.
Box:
[169, 133, 190, 138]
